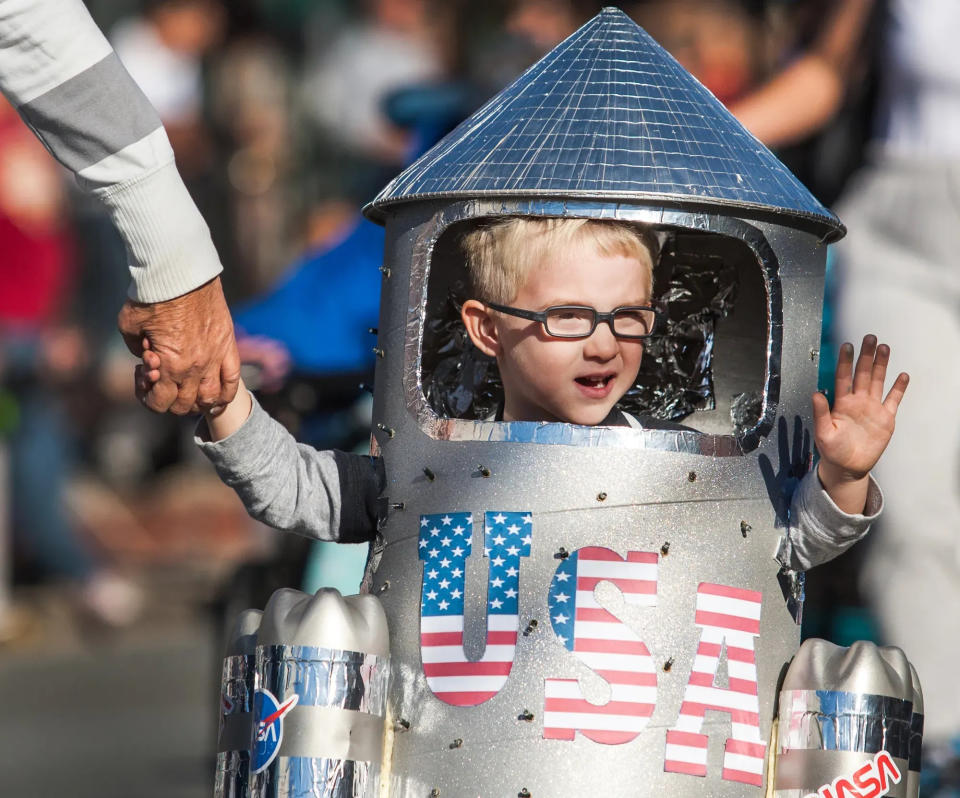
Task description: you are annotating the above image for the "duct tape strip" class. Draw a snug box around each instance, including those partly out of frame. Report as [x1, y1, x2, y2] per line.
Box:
[268, 756, 380, 798]
[908, 712, 923, 773]
[218, 712, 253, 754]
[279, 706, 384, 762]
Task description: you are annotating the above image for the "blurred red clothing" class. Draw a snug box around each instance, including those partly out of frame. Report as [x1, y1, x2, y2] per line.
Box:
[0, 104, 73, 330]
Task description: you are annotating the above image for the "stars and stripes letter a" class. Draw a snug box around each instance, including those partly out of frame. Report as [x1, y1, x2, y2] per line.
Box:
[418, 511, 533, 707]
[543, 547, 659, 744]
[664, 583, 766, 787]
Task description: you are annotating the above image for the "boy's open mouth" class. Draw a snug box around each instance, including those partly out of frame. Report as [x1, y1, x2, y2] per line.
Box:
[575, 374, 615, 389]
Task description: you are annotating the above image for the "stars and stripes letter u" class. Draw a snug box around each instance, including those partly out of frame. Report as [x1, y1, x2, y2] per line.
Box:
[543, 546, 659, 744]
[664, 583, 766, 786]
[418, 511, 533, 707]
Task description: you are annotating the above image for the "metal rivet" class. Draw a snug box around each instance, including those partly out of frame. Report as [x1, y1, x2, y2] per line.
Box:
[395, 718, 410, 732]
[430, 790, 440, 797]
[810, 348, 819, 361]
[518, 710, 534, 722]
[423, 467, 436, 481]
[449, 738, 463, 749]
[663, 657, 675, 672]
[368, 327, 378, 335]
[379, 265, 391, 277]
[687, 471, 697, 482]
[390, 502, 405, 511]
[477, 464, 491, 478]
[597, 491, 607, 501]
[741, 521, 752, 538]
[523, 619, 538, 636]
[378, 580, 390, 594]
[660, 542, 670, 556]
[555, 547, 569, 560]
[519, 790, 531, 798]
[377, 423, 395, 438]
[372, 346, 385, 358]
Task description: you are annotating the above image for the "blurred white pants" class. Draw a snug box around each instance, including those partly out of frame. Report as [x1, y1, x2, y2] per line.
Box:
[833, 155, 960, 741]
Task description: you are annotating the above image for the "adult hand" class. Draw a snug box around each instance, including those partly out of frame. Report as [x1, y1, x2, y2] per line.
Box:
[118, 276, 240, 415]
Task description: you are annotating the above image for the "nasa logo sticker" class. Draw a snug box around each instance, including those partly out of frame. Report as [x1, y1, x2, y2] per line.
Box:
[252, 688, 299, 774]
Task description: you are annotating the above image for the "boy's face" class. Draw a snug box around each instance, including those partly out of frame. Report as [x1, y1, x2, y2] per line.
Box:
[462, 239, 651, 425]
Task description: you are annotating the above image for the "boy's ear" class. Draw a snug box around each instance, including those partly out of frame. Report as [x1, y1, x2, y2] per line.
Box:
[461, 299, 501, 358]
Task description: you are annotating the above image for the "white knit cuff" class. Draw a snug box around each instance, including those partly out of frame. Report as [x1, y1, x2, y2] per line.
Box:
[93, 162, 223, 303]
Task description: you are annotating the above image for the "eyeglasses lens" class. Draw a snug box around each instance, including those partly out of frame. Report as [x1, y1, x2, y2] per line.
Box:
[613, 308, 655, 337]
[544, 307, 596, 336]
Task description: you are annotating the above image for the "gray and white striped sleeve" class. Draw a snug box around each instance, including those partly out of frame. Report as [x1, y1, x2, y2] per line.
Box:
[0, 0, 222, 302]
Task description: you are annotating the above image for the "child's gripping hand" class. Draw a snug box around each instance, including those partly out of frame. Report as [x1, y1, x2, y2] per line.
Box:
[812, 335, 909, 512]
[134, 339, 162, 403]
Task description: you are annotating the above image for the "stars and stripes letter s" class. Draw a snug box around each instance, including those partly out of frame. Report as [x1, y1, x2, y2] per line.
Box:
[418, 511, 533, 707]
[664, 583, 766, 787]
[543, 547, 660, 744]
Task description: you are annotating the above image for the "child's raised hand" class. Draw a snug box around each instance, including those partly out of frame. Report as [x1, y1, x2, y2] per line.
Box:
[812, 335, 909, 511]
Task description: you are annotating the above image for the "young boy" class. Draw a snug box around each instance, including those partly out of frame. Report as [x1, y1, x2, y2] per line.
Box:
[139, 217, 909, 569]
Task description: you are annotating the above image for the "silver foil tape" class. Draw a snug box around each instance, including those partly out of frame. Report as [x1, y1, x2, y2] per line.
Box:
[907, 665, 924, 798]
[250, 645, 389, 798]
[777, 690, 914, 798]
[216, 608, 262, 798]
[779, 690, 913, 759]
[216, 653, 257, 797]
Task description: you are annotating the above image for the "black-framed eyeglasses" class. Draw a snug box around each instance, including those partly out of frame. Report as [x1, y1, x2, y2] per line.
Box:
[485, 302, 661, 340]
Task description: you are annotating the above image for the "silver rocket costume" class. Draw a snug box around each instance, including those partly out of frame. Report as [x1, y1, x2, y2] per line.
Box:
[205, 8, 923, 797]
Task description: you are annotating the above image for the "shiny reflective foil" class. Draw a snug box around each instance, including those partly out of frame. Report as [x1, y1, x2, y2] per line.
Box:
[365, 9, 843, 241]
[216, 654, 256, 798]
[251, 645, 389, 798]
[775, 640, 920, 798]
[216, 608, 262, 798]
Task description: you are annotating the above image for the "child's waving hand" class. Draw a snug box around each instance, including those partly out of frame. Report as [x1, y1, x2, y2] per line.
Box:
[812, 335, 909, 514]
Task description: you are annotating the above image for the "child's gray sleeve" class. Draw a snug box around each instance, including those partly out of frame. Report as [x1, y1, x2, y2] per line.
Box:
[777, 470, 883, 571]
[194, 396, 383, 543]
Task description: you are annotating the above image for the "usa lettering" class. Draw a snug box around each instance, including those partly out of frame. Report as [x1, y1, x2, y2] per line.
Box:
[418, 511, 533, 706]
[543, 546, 659, 745]
[417, 511, 770, 786]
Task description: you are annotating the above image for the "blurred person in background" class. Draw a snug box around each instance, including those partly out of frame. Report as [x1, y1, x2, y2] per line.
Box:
[630, 0, 767, 106]
[111, 0, 226, 180]
[726, 0, 960, 761]
[299, 0, 451, 203]
[0, 97, 143, 628]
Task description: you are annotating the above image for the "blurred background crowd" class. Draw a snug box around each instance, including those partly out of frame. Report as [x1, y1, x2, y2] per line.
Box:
[2, 1, 958, 795]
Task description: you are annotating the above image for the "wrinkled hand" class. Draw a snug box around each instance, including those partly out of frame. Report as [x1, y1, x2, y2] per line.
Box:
[813, 335, 909, 484]
[120, 276, 240, 415]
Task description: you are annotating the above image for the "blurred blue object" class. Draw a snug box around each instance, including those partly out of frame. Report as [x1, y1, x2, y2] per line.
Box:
[232, 218, 384, 375]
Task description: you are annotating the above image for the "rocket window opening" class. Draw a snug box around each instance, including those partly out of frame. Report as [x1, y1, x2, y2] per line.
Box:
[420, 219, 769, 438]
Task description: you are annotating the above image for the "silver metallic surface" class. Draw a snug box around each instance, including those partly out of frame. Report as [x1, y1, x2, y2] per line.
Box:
[364, 9, 843, 242]
[252, 590, 389, 798]
[360, 7, 849, 795]
[368, 200, 831, 797]
[215, 609, 262, 798]
[400, 199, 786, 454]
[777, 691, 912, 758]
[775, 639, 919, 798]
[907, 665, 924, 798]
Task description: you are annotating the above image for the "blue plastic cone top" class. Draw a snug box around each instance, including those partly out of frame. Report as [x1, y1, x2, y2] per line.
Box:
[364, 7, 842, 239]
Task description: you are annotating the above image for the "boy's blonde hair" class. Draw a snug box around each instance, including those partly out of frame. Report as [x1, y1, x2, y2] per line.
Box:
[461, 217, 658, 305]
